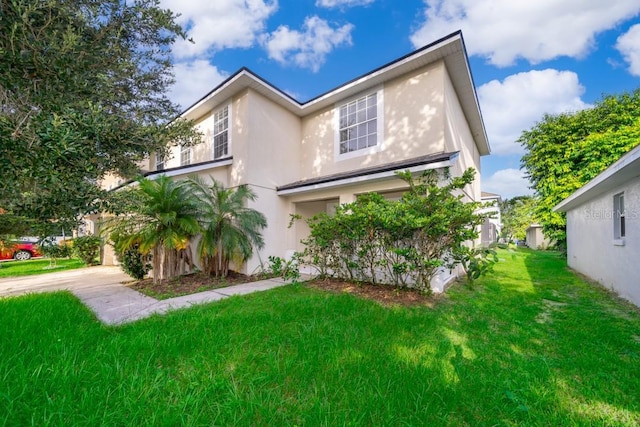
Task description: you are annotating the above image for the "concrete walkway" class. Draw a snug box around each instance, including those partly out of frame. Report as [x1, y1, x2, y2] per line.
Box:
[0, 266, 287, 325]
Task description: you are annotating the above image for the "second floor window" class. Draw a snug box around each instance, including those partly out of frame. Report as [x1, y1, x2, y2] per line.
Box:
[180, 144, 191, 166]
[213, 105, 229, 159]
[338, 92, 378, 155]
[156, 153, 164, 171]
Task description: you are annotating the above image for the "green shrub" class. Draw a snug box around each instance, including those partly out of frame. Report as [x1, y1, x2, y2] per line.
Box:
[264, 255, 301, 283]
[119, 244, 151, 280]
[39, 240, 72, 259]
[300, 168, 496, 293]
[72, 235, 101, 265]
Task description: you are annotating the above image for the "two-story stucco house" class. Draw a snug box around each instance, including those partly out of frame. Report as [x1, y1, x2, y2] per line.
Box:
[98, 31, 490, 292]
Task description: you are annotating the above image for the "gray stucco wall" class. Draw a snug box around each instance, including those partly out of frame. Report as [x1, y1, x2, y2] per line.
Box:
[565, 176, 640, 306]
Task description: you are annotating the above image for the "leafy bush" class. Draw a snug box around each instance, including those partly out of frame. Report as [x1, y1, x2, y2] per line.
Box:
[72, 235, 102, 265]
[300, 168, 496, 293]
[119, 244, 151, 280]
[39, 240, 72, 259]
[264, 255, 301, 283]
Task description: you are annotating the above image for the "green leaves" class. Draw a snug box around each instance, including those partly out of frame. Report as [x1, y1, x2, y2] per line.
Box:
[520, 89, 640, 246]
[0, 0, 200, 231]
[300, 168, 491, 292]
[187, 175, 267, 278]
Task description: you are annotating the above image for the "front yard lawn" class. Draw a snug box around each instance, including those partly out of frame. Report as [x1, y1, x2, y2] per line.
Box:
[1, 249, 639, 425]
[0, 258, 86, 278]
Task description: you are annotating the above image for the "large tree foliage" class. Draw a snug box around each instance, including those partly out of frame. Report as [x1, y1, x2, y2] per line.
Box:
[499, 196, 537, 242]
[300, 168, 496, 292]
[0, 0, 200, 236]
[520, 89, 640, 246]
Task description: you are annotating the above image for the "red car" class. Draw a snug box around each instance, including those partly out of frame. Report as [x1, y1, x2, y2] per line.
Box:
[0, 241, 42, 261]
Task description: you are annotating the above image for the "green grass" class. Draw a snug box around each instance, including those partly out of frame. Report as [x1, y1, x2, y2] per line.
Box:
[0, 258, 86, 278]
[1, 249, 639, 426]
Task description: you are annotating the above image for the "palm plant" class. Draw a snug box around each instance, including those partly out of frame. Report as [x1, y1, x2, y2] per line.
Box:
[187, 176, 267, 277]
[108, 176, 200, 283]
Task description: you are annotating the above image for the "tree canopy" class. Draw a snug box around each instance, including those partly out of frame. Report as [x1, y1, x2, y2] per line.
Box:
[499, 195, 536, 242]
[519, 89, 640, 246]
[0, 0, 200, 236]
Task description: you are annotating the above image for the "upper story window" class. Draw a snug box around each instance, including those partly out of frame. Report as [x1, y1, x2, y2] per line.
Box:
[180, 144, 191, 166]
[335, 87, 383, 160]
[155, 153, 164, 171]
[213, 105, 230, 159]
[614, 192, 625, 240]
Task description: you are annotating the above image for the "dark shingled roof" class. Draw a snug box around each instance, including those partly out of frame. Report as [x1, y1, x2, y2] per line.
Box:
[277, 151, 458, 192]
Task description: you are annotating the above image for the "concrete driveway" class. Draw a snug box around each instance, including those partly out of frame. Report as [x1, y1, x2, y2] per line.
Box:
[0, 266, 131, 298]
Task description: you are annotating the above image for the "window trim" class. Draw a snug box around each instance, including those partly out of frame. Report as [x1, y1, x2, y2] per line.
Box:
[613, 191, 625, 244]
[212, 103, 232, 160]
[334, 86, 384, 161]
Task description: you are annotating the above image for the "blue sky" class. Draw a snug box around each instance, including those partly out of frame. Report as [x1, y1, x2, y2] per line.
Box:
[161, 0, 640, 198]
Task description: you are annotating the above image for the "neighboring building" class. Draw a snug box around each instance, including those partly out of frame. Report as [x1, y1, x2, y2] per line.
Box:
[97, 31, 490, 292]
[525, 224, 550, 250]
[480, 191, 501, 246]
[554, 144, 640, 307]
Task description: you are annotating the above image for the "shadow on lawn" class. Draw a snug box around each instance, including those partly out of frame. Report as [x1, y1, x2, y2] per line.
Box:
[519, 248, 640, 424]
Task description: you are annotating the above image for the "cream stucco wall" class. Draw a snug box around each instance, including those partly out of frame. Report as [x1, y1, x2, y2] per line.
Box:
[565, 177, 640, 306]
[299, 61, 446, 180]
[235, 89, 302, 273]
[443, 66, 481, 202]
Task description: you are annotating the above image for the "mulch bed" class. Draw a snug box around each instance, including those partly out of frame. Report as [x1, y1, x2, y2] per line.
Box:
[128, 271, 438, 307]
[128, 271, 263, 300]
[306, 278, 436, 307]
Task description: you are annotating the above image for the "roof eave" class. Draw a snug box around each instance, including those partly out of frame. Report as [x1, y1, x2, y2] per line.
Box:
[175, 32, 490, 156]
[554, 145, 640, 212]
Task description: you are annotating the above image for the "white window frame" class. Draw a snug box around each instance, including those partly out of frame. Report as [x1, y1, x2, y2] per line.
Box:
[212, 103, 232, 160]
[334, 86, 384, 161]
[155, 153, 165, 171]
[613, 192, 625, 244]
[180, 144, 191, 166]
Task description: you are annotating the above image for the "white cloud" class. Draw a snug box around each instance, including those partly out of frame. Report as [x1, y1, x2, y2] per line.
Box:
[316, 0, 374, 7]
[478, 69, 590, 156]
[411, 0, 640, 66]
[263, 16, 353, 72]
[483, 169, 533, 199]
[616, 24, 640, 76]
[169, 60, 228, 109]
[161, 0, 278, 59]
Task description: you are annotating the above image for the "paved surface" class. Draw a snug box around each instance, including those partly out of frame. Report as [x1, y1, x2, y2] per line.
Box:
[0, 266, 287, 325]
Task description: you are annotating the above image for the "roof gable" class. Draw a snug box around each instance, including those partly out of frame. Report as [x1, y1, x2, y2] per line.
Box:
[179, 31, 490, 156]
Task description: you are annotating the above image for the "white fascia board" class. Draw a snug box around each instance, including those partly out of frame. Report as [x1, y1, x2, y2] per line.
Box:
[277, 158, 456, 196]
[153, 159, 233, 179]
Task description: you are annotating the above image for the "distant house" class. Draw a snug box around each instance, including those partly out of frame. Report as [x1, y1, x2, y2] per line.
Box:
[525, 224, 550, 250]
[480, 191, 501, 246]
[94, 31, 491, 292]
[554, 144, 640, 307]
